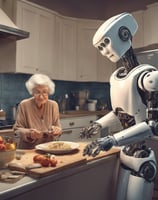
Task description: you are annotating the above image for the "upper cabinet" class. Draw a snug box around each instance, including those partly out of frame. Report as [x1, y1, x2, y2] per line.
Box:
[132, 3, 158, 48]
[16, 1, 56, 76]
[55, 15, 77, 81]
[76, 19, 99, 81]
[3, 1, 158, 82]
[132, 10, 144, 49]
[143, 3, 158, 46]
[97, 52, 116, 82]
[0, 0, 57, 78]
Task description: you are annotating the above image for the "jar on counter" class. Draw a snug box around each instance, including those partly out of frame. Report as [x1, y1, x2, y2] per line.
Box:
[87, 99, 97, 111]
[0, 109, 6, 120]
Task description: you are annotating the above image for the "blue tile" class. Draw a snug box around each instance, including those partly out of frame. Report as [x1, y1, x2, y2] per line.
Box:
[0, 73, 111, 120]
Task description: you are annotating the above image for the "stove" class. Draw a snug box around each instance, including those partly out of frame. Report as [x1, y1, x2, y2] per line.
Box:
[0, 120, 14, 130]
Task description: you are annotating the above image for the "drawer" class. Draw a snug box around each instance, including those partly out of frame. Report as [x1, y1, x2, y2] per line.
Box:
[60, 115, 97, 129]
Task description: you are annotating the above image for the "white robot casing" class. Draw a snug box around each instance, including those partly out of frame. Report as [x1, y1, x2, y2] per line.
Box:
[86, 12, 158, 200]
[93, 13, 138, 62]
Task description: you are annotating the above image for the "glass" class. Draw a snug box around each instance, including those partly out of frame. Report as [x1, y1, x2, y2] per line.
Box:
[33, 91, 48, 97]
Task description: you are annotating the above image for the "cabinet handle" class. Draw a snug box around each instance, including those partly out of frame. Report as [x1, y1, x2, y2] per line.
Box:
[69, 122, 74, 126]
[62, 130, 72, 134]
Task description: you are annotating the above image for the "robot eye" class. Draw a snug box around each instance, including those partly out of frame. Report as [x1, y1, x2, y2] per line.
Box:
[104, 38, 110, 45]
[100, 43, 106, 47]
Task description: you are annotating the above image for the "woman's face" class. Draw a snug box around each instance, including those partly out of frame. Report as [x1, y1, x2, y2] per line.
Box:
[33, 85, 49, 108]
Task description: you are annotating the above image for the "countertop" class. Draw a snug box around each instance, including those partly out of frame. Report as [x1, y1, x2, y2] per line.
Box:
[59, 110, 109, 118]
[0, 143, 120, 200]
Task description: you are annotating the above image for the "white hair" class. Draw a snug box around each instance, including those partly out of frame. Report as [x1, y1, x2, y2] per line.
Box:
[25, 74, 55, 95]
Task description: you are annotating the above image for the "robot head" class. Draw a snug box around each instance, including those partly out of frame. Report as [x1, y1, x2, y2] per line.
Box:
[93, 13, 138, 63]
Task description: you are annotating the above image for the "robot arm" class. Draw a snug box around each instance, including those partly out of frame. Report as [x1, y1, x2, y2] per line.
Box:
[138, 70, 158, 136]
[80, 111, 123, 138]
[83, 121, 153, 157]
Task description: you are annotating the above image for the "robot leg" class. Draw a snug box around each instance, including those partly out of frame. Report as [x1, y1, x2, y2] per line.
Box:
[116, 148, 157, 200]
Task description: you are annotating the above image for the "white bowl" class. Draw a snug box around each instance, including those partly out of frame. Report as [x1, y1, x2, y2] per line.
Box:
[0, 150, 16, 168]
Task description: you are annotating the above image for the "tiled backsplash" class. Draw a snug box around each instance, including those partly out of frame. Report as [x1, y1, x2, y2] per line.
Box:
[0, 73, 111, 120]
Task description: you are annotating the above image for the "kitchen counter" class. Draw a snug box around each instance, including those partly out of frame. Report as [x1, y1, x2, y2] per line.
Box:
[60, 110, 109, 118]
[0, 143, 120, 200]
[0, 129, 14, 136]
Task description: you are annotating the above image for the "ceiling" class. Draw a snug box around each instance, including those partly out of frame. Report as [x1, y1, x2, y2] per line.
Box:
[29, 0, 158, 20]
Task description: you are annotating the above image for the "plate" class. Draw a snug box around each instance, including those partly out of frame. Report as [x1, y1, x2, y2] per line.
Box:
[35, 141, 80, 154]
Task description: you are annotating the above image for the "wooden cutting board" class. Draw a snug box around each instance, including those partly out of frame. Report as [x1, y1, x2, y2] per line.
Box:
[9, 143, 120, 178]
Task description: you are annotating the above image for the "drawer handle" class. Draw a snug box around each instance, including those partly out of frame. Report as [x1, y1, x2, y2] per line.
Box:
[69, 122, 74, 126]
[62, 130, 73, 134]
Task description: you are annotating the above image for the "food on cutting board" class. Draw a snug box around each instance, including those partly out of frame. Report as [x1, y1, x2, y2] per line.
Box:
[8, 162, 26, 172]
[33, 154, 58, 167]
[48, 142, 71, 150]
[0, 136, 16, 151]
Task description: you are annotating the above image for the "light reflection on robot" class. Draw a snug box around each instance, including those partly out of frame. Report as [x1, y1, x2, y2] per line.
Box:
[80, 13, 158, 200]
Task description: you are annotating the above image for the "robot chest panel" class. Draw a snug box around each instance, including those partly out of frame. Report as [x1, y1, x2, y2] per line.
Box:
[110, 69, 145, 118]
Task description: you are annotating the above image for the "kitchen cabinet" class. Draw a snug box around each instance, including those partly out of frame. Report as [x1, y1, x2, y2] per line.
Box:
[0, 0, 57, 78]
[60, 115, 98, 141]
[16, 1, 56, 76]
[143, 3, 158, 46]
[132, 10, 144, 49]
[55, 15, 77, 81]
[97, 52, 116, 82]
[76, 19, 102, 81]
[0, 147, 120, 200]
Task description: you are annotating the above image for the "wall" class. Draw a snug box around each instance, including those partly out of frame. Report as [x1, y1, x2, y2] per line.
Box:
[0, 73, 111, 121]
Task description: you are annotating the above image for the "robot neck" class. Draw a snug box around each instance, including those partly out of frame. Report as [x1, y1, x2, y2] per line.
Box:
[120, 47, 139, 74]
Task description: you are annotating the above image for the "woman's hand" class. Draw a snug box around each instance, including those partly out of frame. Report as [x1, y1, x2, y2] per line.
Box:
[49, 126, 62, 137]
[27, 129, 42, 140]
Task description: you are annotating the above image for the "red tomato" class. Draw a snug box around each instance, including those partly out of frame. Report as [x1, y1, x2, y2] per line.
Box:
[33, 154, 45, 163]
[50, 158, 57, 167]
[0, 143, 6, 150]
[40, 158, 50, 167]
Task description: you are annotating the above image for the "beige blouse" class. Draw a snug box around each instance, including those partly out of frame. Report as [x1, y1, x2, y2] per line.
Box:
[14, 97, 61, 149]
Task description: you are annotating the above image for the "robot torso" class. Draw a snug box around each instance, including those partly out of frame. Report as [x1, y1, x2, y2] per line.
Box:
[110, 64, 157, 123]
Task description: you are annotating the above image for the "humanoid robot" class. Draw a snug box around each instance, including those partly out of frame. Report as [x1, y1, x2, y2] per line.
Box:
[80, 12, 158, 200]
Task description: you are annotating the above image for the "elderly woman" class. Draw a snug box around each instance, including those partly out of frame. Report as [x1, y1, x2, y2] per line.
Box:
[14, 74, 62, 149]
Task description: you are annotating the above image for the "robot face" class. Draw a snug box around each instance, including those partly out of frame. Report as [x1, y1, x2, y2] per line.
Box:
[96, 37, 120, 62]
[93, 13, 138, 63]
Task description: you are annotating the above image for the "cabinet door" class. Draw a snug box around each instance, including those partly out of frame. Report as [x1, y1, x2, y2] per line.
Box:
[16, 1, 56, 77]
[36, 9, 56, 77]
[97, 52, 116, 82]
[76, 20, 101, 81]
[132, 10, 144, 49]
[16, 1, 39, 73]
[55, 16, 77, 81]
[144, 3, 158, 46]
[60, 115, 97, 142]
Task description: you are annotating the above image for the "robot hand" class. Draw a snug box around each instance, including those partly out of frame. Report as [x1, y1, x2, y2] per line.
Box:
[80, 122, 102, 139]
[83, 136, 116, 157]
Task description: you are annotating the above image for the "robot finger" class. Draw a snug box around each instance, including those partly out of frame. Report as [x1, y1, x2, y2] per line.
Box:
[83, 141, 98, 156]
[92, 147, 102, 157]
[83, 145, 91, 156]
[80, 128, 88, 138]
